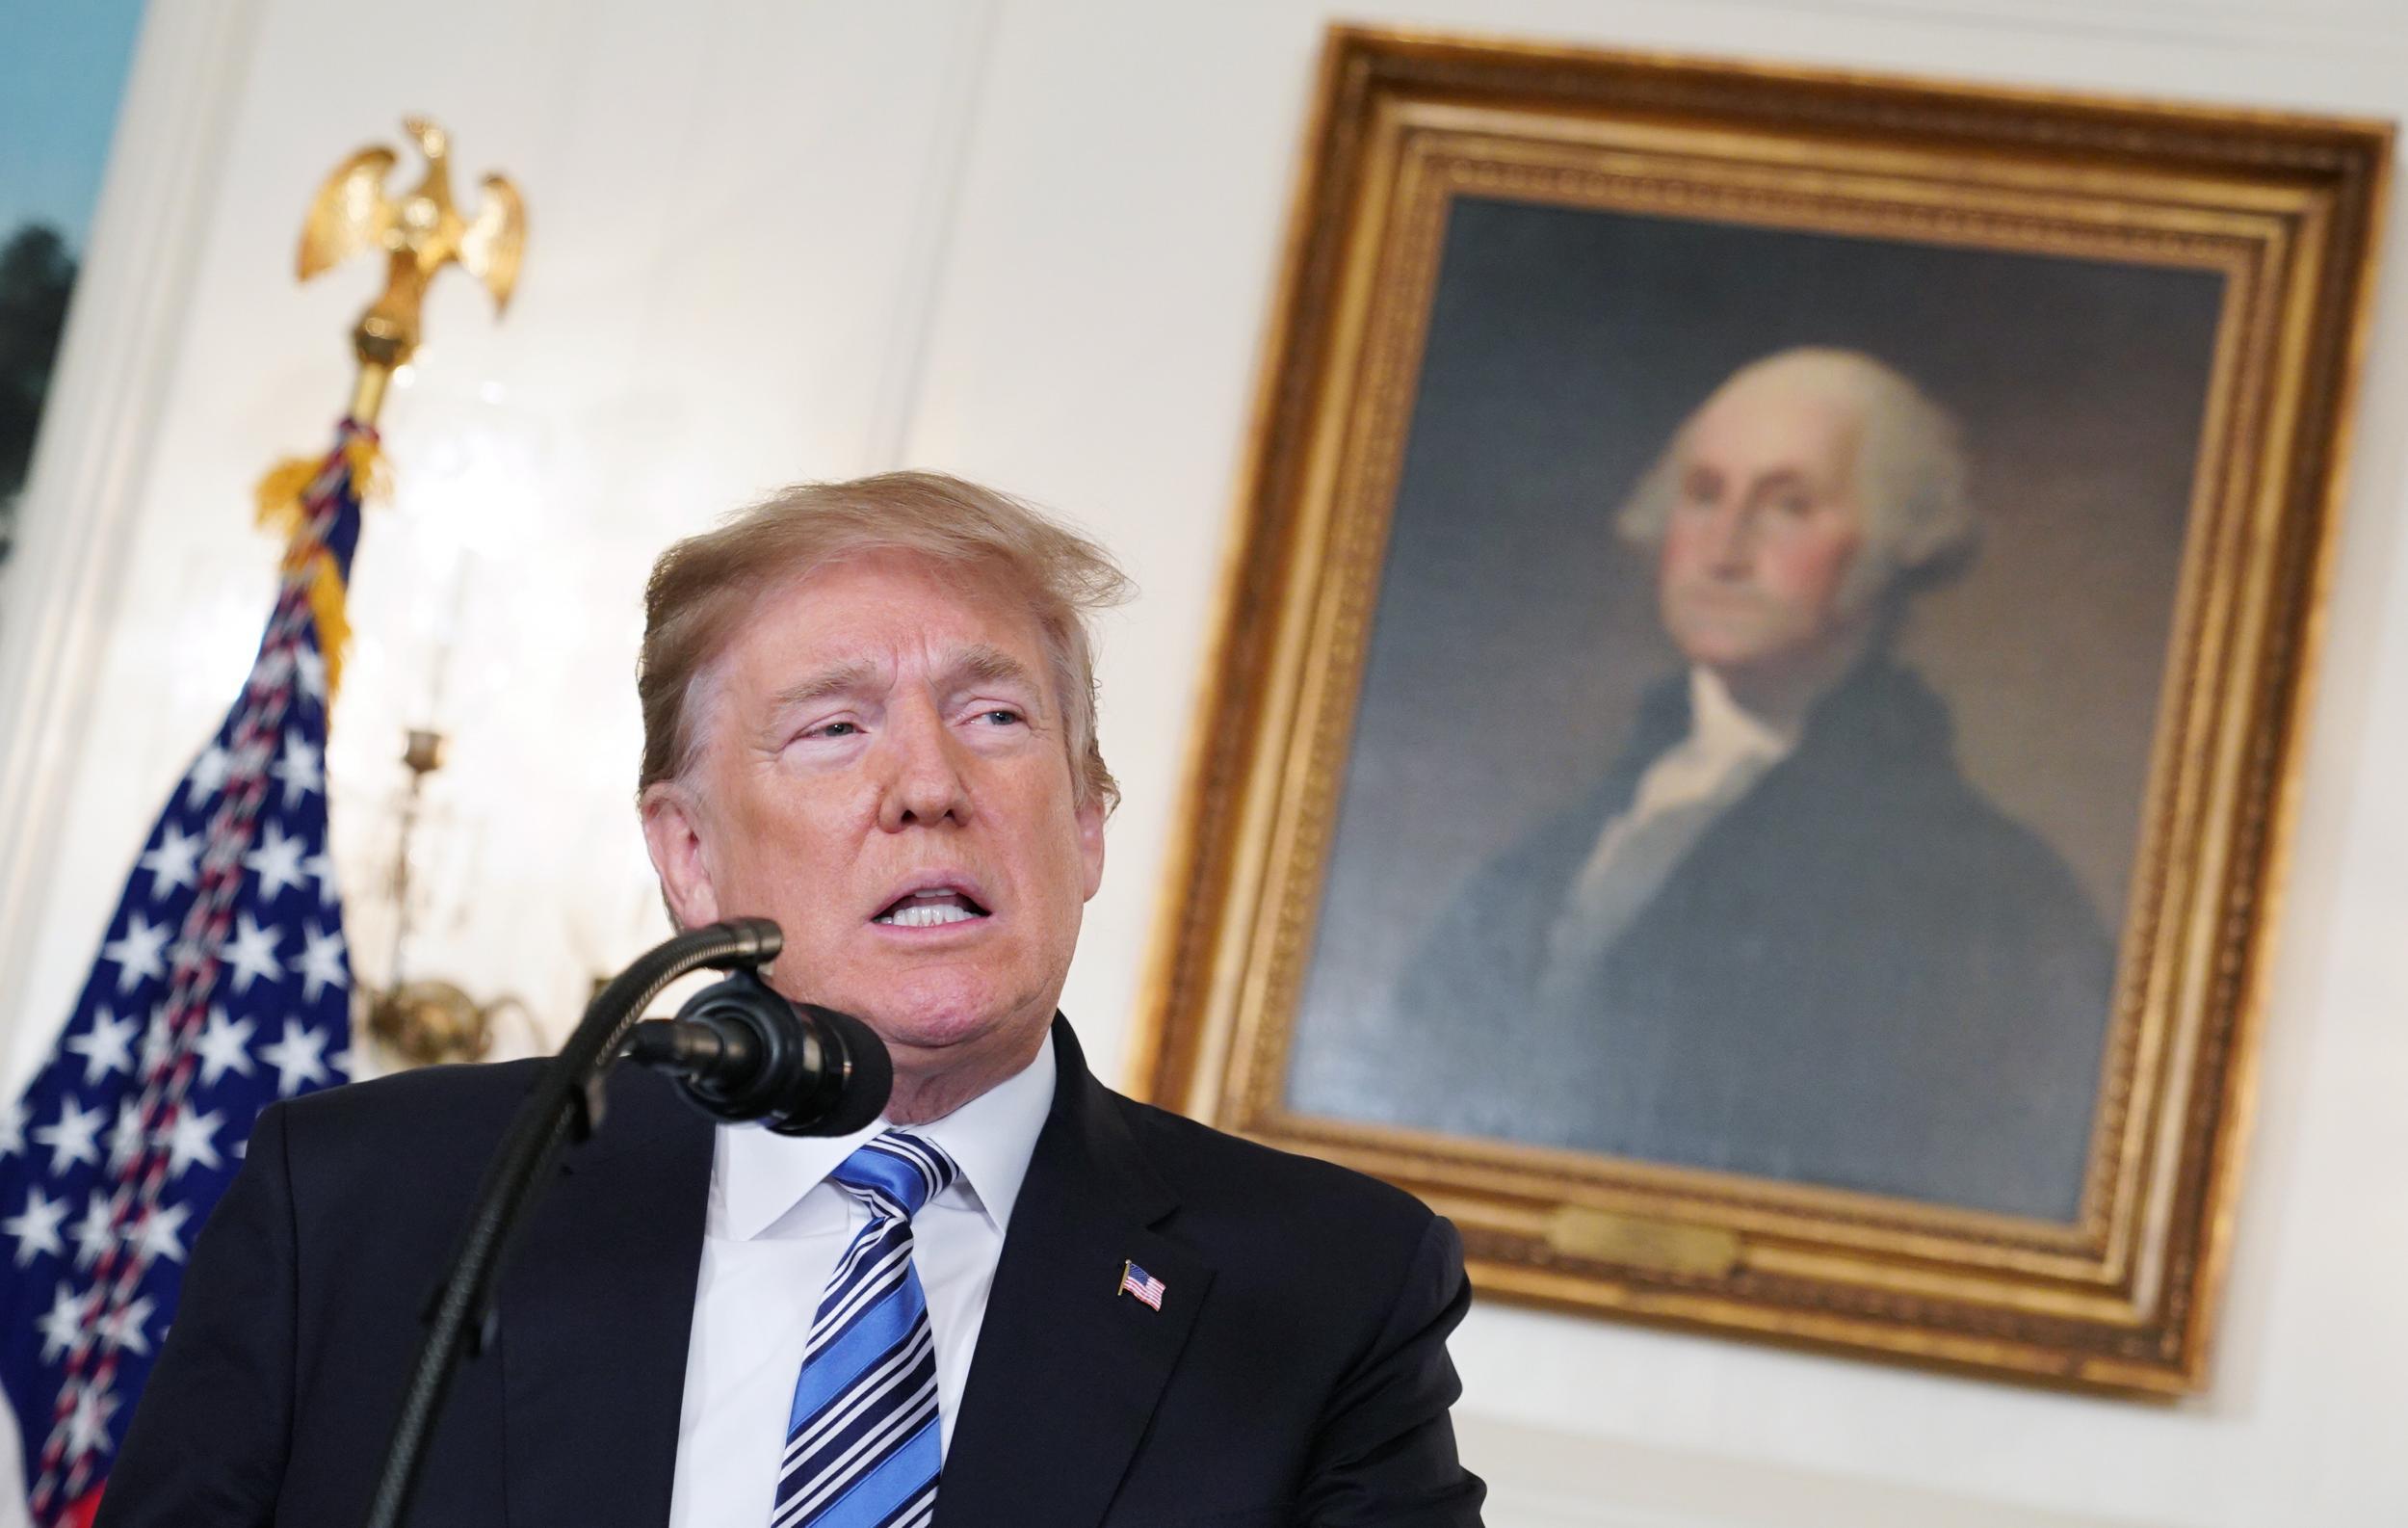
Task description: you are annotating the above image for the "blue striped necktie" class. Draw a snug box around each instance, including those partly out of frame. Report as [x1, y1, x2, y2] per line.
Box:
[772, 1130, 958, 1528]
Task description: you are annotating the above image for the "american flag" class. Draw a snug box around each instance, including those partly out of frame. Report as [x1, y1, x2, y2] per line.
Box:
[1118, 1260, 1165, 1311]
[0, 423, 371, 1527]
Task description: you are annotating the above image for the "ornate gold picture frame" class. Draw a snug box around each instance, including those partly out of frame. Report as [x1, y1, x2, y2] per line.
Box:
[1135, 27, 2388, 1394]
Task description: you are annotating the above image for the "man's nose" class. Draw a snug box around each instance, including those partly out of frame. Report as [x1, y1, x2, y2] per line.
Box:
[1698, 499, 1761, 571]
[875, 699, 973, 830]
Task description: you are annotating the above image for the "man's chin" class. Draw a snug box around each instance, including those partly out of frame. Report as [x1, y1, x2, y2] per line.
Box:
[869, 1014, 990, 1057]
[1678, 640, 1792, 676]
[1669, 614, 1830, 670]
[849, 985, 1044, 1060]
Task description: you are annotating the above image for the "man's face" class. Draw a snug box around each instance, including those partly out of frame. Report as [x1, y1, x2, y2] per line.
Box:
[642, 551, 1105, 1077]
[1656, 380, 1869, 686]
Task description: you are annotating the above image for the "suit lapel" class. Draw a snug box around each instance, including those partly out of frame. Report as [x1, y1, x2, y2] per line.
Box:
[938, 1019, 1212, 1528]
[497, 1067, 714, 1528]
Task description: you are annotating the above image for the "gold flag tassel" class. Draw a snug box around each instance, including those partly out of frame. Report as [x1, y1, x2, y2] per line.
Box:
[251, 428, 388, 701]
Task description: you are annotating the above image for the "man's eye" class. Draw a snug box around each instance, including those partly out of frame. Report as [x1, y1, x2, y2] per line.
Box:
[976, 708, 1025, 726]
[806, 721, 860, 739]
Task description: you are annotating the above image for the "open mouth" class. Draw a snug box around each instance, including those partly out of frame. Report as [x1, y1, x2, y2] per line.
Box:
[872, 888, 992, 929]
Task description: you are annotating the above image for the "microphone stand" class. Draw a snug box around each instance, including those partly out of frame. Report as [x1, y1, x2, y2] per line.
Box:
[358, 917, 782, 1528]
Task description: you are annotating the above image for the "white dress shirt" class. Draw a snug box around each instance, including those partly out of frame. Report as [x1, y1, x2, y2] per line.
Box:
[1538, 668, 1797, 1003]
[664, 1031, 1057, 1527]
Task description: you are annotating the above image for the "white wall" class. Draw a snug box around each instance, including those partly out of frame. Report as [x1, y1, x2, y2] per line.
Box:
[3, 1, 2404, 1523]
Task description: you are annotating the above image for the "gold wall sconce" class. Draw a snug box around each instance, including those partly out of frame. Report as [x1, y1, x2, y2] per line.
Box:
[359, 726, 530, 1067]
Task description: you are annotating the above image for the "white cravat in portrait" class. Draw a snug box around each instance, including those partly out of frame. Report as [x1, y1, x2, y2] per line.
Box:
[1536, 668, 1796, 1009]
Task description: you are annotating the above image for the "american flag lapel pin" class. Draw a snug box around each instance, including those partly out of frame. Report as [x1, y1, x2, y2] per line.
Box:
[1117, 1259, 1166, 1311]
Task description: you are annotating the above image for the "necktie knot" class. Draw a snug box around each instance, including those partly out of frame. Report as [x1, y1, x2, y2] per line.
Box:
[827, 1129, 958, 1221]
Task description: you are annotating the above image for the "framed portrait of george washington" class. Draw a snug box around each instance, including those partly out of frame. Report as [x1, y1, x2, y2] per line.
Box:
[1133, 27, 2389, 1393]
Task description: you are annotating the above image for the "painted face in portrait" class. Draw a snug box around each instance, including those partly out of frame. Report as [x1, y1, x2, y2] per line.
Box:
[1656, 375, 1870, 700]
[641, 550, 1107, 1093]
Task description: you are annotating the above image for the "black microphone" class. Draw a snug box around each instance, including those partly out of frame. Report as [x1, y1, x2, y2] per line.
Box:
[623, 968, 892, 1136]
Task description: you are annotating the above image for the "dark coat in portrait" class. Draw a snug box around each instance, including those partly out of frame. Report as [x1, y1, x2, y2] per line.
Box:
[1372, 658, 2115, 1222]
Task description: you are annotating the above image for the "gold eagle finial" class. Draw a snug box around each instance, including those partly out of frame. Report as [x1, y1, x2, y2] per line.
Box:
[298, 116, 525, 424]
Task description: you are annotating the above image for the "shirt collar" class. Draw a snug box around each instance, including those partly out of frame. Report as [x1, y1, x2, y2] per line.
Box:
[717, 1026, 1058, 1242]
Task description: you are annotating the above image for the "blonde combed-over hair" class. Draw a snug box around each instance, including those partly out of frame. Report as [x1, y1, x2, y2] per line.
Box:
[638, 471, 1133, 811]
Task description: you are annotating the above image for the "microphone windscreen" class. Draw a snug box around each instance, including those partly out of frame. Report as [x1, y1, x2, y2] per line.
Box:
[805, 1004, 892, 1135]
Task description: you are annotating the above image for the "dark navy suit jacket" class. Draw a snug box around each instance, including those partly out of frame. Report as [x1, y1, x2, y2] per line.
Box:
[97, 1019, 1484, 1527]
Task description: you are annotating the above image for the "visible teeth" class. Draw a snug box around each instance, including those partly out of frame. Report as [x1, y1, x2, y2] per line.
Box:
[875, 903, 981, 928]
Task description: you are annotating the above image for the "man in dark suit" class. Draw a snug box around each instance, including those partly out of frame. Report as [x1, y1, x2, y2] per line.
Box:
[100, 472, 1485, 1526]
[1379, 350, 2114, 1221]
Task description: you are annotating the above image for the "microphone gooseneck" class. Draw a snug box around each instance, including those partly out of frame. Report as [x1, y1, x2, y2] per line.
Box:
[623, 969, 892, 1136]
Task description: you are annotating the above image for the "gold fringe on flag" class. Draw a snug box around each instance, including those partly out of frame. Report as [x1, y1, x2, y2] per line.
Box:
[249, 456, 320, 539]
[250, 434, 387, 703]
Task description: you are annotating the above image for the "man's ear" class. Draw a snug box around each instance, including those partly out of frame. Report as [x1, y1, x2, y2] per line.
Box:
[1076, 794, 1107, 902]
[641, 783, 723, 931]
